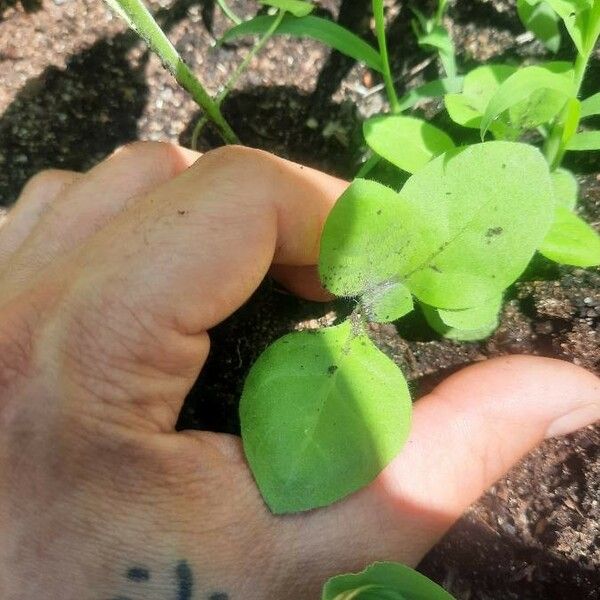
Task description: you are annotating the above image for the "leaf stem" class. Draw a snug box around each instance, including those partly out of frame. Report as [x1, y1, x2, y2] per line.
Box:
[372, 0, 401, 113]
[545, 1, 600, 168]
[192, 10, 285, 149]
[215, 0, 242, 25]
[105, 0, 239, 144]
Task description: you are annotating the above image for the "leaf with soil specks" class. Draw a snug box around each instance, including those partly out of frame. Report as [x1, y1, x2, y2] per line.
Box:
[240, 321, 411, 514]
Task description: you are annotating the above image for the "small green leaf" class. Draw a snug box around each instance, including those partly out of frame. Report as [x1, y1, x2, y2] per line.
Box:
[561, 98, 582, 146]
[362, 281, 414, 323]
[581, 91, 600, 118]
[422, 304, 499, 341]
[517, 0, 562, 52]
[418, 25, 457, 78]
[363, 115, 455, 174]
[539, 206, 600, 266]
[438, 295, 503, 330]
[397, 77, 464, 112]
[221, 14, 384, 72]
[319, 179, 427, 297]
[551, 168, 579, 209]
[566, 130, 600, 150]
[480, 65, 574, 137]
[322, 562, 456, 600]
[545, 0, 592, 54]
[258, 0, 313, 17]
[240, 321, 412, 514]
[445, 64, 516, 136]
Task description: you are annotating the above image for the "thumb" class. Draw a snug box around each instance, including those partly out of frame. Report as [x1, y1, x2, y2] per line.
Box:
[303, 356, 599, 570]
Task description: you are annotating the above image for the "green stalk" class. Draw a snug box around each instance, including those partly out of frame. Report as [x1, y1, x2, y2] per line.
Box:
[216, 0, 242, 25]
[545, 1, 600, 168]
[192, 10, 285, 149]
[372, 0, 401, 113]
[105, 0, 239, 144]
[435, 0, 449, 27]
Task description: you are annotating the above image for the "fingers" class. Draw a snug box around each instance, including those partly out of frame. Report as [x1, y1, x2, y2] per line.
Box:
[74, 146, 346, 332]
[0, 169, 79, 267]
[2, 142, 199, 291]
[324, 356, 599, 566]
[56, 146, 346, 431]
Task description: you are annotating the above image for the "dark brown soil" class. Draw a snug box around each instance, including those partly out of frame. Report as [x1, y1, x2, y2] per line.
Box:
[0, 0, 598, 598]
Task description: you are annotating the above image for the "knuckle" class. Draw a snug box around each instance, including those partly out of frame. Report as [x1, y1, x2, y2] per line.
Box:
[113, 140, 193, 179]
[19, 169, 73, 202]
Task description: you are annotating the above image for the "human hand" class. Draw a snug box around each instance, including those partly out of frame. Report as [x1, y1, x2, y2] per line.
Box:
[0, 143, 598, 600]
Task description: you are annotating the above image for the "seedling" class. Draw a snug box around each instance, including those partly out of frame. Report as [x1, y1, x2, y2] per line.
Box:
[102, 0, 600, 596]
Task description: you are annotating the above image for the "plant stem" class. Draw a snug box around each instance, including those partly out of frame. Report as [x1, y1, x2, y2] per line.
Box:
[215, 0, 242, 25]
[372, 0, 401, 113]
[105, 0, 239, 144]
[545, 1, 600, 168]
[192, 10, 285, 149]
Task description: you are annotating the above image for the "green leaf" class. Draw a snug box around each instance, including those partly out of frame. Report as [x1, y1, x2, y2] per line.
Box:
[418, 25, 457, 78]
[397, 77, 464, 112]
[517, 0, 561, 52]
[566, 130, 600, 150]
[221, 14, 384, 72]
[422, 303, 499, 341]
[319, 179, 427, 297]
[240, 321, 412, 514]
[551, 168, 579, 209]
[258, 0, 313, 17]
[320, 142, 555, 311]
[438, 295, 503, 330]
[480, 65, 574, 137]
[581, 91, 600, 118]
[545, 0, 592, 54]
[362, 281, 414, 323]
[363, 115, 455, 174]
[322, 562, 456, 600]
[539, 206, 600, 266]
[445, 64, 516, 136]
[401, 142, 555, 309]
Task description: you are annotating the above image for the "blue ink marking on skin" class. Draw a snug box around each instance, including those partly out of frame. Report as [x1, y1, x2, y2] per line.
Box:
[176, 560, 194, 600]
[126, 567, 150, 582]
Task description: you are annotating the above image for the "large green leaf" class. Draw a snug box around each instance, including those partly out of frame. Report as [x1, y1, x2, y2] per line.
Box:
[363, 115, 455, 174]
[240, 321, 412, 514]
[539, 206, 600, 266]
[517, 0, 562, 51]
[480, 65, 574, 137]
[221, 14, 384, 72]
[322, 562, 456, 600]
[320, 142, 555, 311]
[258, 0, 313, 17]
[566, 130, 600, 150]
[401, 142, 555, 309]
[581, 91, 600, 118]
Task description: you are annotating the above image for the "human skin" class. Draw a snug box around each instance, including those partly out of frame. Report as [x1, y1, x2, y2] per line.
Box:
[0, 142, 598, 600]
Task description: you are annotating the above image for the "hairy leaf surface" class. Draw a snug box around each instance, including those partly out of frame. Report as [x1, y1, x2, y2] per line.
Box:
[240, 321, 412, 514]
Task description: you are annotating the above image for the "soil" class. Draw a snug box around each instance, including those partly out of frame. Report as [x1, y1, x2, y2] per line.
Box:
[0, 0, 598, 598]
